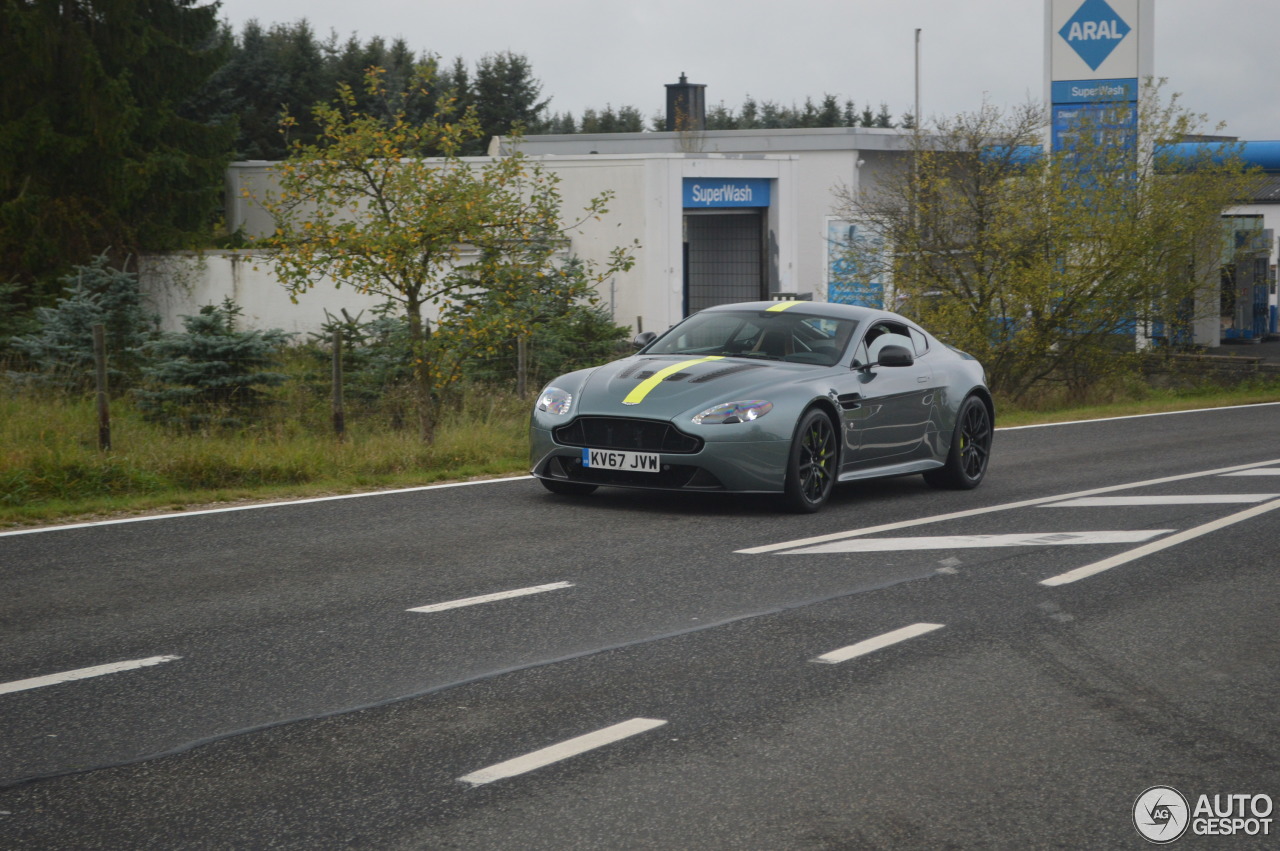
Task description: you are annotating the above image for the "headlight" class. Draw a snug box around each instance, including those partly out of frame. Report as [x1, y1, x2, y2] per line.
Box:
[536, 386, 573, 415]
[692, 400, 773, 425]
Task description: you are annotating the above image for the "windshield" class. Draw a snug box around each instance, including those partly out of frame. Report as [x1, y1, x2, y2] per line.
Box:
[646, 310, 858, 366]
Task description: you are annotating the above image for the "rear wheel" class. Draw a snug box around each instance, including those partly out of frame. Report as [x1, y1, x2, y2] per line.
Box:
[781, 409, 838, 513]
[923, 395, 991, 489]
[539, 478, 598, 496]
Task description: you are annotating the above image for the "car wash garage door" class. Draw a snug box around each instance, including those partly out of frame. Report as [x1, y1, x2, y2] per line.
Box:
[683, 178, 771, 314]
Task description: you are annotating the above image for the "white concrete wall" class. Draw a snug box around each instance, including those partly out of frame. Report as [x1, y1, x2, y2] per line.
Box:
[139, 251, 389, 335]
[211, 158, 655, 336]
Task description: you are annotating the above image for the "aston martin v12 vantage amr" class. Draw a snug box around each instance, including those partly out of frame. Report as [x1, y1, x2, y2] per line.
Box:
[530, 300, 993, 512]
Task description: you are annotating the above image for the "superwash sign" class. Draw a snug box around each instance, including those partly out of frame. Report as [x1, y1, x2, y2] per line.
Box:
[683, 178, 771, 208]
[1059, 0, 1132, 71]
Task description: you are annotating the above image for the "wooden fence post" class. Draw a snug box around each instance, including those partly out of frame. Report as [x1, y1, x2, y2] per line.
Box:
[332, 328, 345, 441]
[516, 335, 528, 397]
[92, 323, 110, 451]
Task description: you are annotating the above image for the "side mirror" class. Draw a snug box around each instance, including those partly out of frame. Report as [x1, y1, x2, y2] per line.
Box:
[875, 345, 915, 367]
[632, 330, 657, 350]
[858, 344, 914, 372]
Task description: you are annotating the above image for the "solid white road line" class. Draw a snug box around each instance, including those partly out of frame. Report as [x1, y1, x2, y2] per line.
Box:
[407, 582, 574, 614]
[1222, 468, 1280, 476]
[813, 623, 945, 664]
[1040, 497, 1280, 587]
[737, 457, 1280, 555]
[0, 476, 534, 539]
[458, 717, 668, 786]
[995, 401, 1280, 431]
[1044, 494, 1278, 507]
[783, 530, 1171, 555]
[0, 655, 181, 696]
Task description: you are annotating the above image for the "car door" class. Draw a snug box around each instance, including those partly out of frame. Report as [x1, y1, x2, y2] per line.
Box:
[838, 321, 936, 470]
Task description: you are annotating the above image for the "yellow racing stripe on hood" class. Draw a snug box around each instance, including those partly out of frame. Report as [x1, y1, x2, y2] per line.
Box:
[622, 356, 724, 405]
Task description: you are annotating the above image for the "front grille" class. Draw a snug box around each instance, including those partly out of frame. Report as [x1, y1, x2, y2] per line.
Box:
[552, 416, 702, 454]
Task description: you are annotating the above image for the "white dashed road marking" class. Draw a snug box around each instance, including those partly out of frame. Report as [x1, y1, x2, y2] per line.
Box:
[1040, 498, 1280, 586]
[1043, 494, 1278, 507]
[781, 530, 1171, 555]
[813, 623, 945, 664]
[1222, 468, 1280, 476]
[736, 458, 1280, 554]
[407, 582, 574, 614]
[458, 718, 668, 786]
[0, 655, 181, 696]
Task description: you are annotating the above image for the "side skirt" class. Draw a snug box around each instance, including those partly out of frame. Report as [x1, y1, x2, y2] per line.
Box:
[838, 458, 944, 482]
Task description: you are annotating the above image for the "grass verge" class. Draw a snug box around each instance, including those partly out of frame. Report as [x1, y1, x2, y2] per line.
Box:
[1, 390, 529, 528]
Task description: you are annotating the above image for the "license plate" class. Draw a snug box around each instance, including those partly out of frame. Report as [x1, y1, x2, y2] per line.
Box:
[581, 448, 660, 473]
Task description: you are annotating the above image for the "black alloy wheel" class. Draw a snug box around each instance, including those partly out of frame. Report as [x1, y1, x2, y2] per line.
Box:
[782, 408, 838, 513]
[924, 395, 992, 489]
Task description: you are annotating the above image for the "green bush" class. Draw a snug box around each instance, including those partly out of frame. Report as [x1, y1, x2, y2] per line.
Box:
[9, 256, 158, 390]
[134, 299, 293, 429]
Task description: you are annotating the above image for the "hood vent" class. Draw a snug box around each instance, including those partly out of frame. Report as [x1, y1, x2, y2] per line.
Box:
[617, 360, 652, 379]
[632, 369, 690, 382]
[689, 363, 765, 383]
[618, 359, 766, 384]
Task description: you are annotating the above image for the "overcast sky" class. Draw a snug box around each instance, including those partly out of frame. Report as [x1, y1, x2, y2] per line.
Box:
[211, 0, 1278, 140]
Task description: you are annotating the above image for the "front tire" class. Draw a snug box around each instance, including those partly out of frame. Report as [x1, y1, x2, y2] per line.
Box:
[923, 395, 991, 489]
[539, 478, 598, 496]
[781, 408, 838, 513]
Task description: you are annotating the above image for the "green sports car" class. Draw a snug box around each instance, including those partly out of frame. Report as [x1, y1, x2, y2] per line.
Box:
[530, 300, 993, 512]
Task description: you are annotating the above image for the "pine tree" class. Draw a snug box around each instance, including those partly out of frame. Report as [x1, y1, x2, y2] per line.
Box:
[135, 299, 292, 429]
[11, 256, 158, 390]
[0, 0, 235, 293]
[468, 51, 548, 152]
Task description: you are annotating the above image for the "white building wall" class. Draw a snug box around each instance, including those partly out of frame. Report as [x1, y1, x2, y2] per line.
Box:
[161, 154, 800, 337]
[154, 132, 1267, 342]
[503, 128, 913, 311]
[138, 251, 389, 334]
[484, 153, 800, 335]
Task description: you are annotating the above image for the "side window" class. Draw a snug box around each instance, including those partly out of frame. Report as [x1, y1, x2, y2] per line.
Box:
[908, 328, 929, 358]
[862, 320, 915, 364]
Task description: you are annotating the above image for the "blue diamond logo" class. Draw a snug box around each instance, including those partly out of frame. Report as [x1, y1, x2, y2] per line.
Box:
[1059, 0, 1131, 72]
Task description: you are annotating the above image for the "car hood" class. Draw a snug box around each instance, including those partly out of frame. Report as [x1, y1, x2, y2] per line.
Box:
[575, 354, 831, 418]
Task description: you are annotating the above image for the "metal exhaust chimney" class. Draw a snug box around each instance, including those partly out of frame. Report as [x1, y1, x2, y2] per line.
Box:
[665, 73, 706, 132]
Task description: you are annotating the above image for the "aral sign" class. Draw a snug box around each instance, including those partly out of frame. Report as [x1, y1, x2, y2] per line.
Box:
[1046, 0, 1151, 154]
[1047, 0, 1149, 83]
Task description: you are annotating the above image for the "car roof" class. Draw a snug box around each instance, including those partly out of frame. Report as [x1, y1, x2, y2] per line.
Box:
[701, 300, 900, 324]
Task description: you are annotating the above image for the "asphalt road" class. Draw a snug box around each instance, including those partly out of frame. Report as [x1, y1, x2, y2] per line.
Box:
[1, 403, 1278, 849]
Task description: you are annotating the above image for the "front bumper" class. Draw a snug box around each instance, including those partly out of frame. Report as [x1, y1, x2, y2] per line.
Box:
[530, 424, 791, 493]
